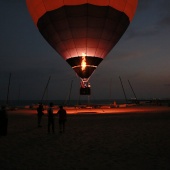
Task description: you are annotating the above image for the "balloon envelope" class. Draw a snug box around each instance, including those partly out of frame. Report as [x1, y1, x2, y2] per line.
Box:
[26, 0, 138, 80]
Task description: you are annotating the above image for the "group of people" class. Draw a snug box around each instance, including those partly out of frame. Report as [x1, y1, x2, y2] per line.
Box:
[0, 103, 66, 137]
[37, 102, 67, 134]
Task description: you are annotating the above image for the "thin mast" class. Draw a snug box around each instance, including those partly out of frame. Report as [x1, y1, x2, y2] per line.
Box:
[128, 79, 138, 102]
[18, 83, 21, 106]
[41, 76, 51, 103]
[119, 76, 127, 104]
[6, 73, 11, 105]
[68, 80, 73, 105]
[110, 78, 112, 101]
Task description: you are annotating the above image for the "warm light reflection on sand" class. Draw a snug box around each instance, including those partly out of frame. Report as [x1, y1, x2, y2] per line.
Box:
[8, 106, 170, 115]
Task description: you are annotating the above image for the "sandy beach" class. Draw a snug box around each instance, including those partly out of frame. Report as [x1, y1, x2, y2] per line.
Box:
[0, 105, 170, 170]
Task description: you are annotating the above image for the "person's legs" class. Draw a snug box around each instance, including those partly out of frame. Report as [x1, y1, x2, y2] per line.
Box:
[62, 121, 65, 132]
[48, 119, 51, 133]
[59, 120, 65, 133]
[59, 120, 62, 133]
[4, 119, 8, 135]
[38, 116, 42, 127]
[52, 119, 54, 133]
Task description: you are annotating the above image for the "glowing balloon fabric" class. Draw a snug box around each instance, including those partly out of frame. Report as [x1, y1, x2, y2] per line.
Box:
[26, 0, 138, 80]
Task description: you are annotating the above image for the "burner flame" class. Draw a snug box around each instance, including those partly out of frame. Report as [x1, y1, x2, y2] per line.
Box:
[81, 53, 86, 71]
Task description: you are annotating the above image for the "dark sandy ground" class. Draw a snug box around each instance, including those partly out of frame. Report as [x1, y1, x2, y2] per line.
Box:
[0, 106, 170, 170]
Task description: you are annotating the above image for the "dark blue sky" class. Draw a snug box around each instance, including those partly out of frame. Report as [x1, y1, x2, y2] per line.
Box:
[0, 0, 170, 101]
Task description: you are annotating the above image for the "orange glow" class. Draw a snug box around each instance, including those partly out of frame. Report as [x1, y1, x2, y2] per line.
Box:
[81, 53, 86, 71]
[8, 105, 170, 115]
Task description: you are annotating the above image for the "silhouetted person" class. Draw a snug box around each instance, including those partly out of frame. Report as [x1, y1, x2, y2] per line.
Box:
[0, 105, 8, 136]
[47, 102, 54, 133]
[57, 106, 67, 133]
[37, 103, 44, 127]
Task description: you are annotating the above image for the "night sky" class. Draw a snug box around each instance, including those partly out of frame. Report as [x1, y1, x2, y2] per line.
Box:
[0, 0, 170, 101]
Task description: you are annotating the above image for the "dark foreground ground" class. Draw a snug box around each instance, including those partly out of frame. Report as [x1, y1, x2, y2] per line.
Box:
[0, 107, 170, 170]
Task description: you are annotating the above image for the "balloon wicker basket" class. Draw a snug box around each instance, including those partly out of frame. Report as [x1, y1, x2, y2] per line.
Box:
[80, 86, 91, 95]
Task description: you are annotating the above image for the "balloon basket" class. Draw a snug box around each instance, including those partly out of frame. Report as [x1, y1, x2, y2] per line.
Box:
[80, 80, 91, 95]
[80, 87, 91, 95]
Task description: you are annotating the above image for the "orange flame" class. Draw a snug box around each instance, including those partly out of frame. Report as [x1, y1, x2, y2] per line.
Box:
[81, 53, 86, 71]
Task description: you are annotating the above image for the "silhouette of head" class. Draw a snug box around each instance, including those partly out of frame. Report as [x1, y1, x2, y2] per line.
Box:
[1, 105, 6, 110]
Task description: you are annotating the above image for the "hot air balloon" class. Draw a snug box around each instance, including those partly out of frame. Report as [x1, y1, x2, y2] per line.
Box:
[26, 0, 138, 95]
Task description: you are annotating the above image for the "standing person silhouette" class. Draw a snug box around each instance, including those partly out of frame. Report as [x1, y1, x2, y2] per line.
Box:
[47, 102, 55, 134]
[0, 105, 8, 136]
[57, 106, 67, 133]
[37, 103, 44, 127]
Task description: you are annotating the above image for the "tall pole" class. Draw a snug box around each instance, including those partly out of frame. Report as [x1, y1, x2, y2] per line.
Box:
[6, 73, 11, 105]
[18, 83, 21, 106]
[41, 76, 51, 102]
[87, 95, 90, 105]
[128, 80, 138, 102]
[68, 80, 73, 105]
[110, 78, 112, 101]
[119, 76, 127, 104]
